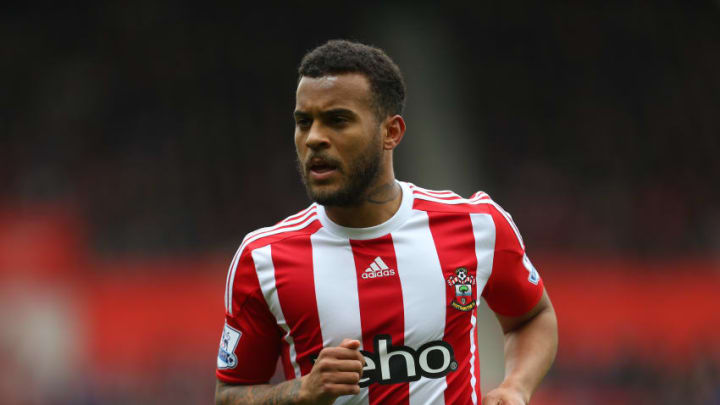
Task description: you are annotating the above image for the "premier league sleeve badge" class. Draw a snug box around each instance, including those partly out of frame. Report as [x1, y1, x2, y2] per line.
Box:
[217, 322, 242, 369]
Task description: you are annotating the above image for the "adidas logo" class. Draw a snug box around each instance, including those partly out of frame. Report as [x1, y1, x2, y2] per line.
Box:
[361, 257, 396, 279]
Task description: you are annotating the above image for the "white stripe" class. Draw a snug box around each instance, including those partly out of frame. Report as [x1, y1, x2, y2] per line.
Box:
[311, 229, 363, 346]
[414, 188, 458, 196]
[393, 210, 447, 405]
[311, 228, 368, 405]
[412, 187, 489, 201]
[226, 214, 318, 315]
[469, 314, 478, 405]
[224, 247, 243, 311]
[375, 256, 389, 269]
[487, 203, 525, 250]
[406, 183, 457, 195]
[414, 191, 463, 200]
[412, 192, 489, 206]
[370, 262, 381, 271]
[251, 245, 302, 379]
[470, 213, 496, 286]
[470, 213, 496, 403]
[280, 204, 316, 223]
[407, 183, 488, 201]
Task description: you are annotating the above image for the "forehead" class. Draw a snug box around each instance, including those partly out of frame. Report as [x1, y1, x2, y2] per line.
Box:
[295, 73, 373, 112]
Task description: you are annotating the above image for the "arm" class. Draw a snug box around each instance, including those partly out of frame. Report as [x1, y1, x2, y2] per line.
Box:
[215, 379, 303, 405]
[483, 289, 558, 405]
[215, 339, 364, 405]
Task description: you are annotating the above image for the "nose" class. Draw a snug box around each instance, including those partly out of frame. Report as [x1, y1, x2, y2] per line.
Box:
[305, 122, 330, 151]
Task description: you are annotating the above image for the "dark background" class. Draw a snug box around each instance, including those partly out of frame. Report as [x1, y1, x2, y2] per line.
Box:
[4, 2, 718, 258]
[1, 2, 718, 404]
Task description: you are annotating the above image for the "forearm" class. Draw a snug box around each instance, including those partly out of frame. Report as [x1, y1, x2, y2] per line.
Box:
[215, 379, 303, 405]
[500, 306, 558, 402]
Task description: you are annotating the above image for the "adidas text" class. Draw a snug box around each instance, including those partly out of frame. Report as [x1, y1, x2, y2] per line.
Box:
[362, 257, 396, 279]
[362, 269, 396, 279]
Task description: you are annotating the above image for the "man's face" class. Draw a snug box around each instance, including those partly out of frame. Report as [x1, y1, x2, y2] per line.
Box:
[294, 73, 384, 207]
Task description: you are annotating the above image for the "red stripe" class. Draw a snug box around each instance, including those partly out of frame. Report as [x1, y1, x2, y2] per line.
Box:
[219, 251, 282, 384]
[271, 226, 324, 377]
[350, 235, 409, 405]
[427, 211, 478, 405]
[227, 216, 320, 321]
[482, 208, 544, 317]
[413, 198, 493, 215]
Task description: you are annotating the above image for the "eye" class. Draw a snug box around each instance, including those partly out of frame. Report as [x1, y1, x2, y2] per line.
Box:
[329, 115, 350, 127]
[295, 117, 312, 130]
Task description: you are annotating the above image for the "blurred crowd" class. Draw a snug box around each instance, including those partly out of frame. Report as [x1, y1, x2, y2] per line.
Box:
[540, 348, 720, 405]
[2, 2, 718, 258]
[1, 2, 719, 404]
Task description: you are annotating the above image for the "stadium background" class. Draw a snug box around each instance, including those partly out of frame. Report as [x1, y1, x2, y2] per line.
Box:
[1, 2, 719, 404]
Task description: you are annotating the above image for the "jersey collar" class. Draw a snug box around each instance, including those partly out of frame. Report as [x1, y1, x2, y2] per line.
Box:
[317, 181, 414, 240]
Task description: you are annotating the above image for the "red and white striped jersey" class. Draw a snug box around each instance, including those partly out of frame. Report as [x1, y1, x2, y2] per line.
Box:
[216, 181, 543, 405]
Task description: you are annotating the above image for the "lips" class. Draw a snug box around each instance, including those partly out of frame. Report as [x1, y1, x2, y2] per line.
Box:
[307, 156, 340, 181]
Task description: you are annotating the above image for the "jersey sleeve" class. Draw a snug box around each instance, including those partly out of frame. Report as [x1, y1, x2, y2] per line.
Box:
[216, 249, 282, 384]
[481, 202, 544, 317]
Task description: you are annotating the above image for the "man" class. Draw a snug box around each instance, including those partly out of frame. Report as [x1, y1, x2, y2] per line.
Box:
[215, 39, 558, 405]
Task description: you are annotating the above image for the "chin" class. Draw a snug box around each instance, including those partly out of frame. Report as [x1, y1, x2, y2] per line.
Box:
[307, 184, 360, 207]
[307, 181, 338, 195]
[308, 187, 339, 203]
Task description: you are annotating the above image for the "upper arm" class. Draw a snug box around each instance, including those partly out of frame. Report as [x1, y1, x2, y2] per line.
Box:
[495, 288, 554, 334]
[216, 250, 283, 385]
[481, 201, 544, 318]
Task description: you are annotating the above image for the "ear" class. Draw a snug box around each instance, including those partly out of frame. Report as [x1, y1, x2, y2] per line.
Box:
[382, 115, 406, 150]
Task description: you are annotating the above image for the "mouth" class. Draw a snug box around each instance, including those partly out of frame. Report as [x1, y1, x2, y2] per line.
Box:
[307, 157, 340, 181]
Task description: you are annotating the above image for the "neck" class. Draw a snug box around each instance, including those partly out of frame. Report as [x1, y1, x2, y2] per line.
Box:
[324, 178, 403, 228]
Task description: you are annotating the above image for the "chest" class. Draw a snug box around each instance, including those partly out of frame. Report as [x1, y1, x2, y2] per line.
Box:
[264, 214, 495, 350]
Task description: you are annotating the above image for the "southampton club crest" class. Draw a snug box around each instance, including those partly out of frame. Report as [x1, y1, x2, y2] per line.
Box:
[446, 267, 477, 312]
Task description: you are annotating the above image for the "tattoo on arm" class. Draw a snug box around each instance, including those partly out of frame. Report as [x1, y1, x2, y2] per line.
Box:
[216, 379, 302, 405]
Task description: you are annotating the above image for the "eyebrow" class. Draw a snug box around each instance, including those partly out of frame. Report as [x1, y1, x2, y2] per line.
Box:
[293, 110, 311, 120]
[294, 108, 357, 119]
[322, 108, 356, 116]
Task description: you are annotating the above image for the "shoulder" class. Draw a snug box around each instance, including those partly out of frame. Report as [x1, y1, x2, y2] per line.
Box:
[234, 203, 322, 260]
[407, 182, 522, 243]
[408, 182, 493, 214]
[223, 204, 321, 313]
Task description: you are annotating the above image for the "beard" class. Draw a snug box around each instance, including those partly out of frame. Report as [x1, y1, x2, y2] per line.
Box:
[297, 134, 383, 207]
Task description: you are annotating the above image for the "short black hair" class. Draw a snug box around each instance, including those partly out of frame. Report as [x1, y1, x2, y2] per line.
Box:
[298, 39, 406, 119]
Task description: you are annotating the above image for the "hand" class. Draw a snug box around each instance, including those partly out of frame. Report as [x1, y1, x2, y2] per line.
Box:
[482, 386, 529, 405]
[297, 339, 364, 405]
